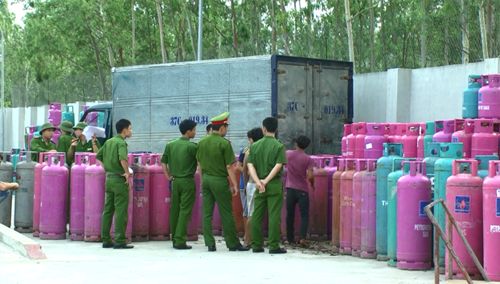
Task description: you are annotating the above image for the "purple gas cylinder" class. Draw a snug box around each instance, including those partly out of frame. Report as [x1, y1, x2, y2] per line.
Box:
[364, 123, 388, 159]
[452, 119, 474, 158]
[397, 161, 432, 270]
[417, 122, 426, 159]
[340, 159, 356, 255]
[483, 160, 500, 281]
[325, 156, 339, 239]
[346, 123, 358, 158]
[402, 123, 420, 158]
[332, 159, 345, 252]
[84, 154, 105, 242]
[47, 102, 62, 127]
[471, 119, 499, 158]
[148, 154, 170, 241]
[341, 124, 352, 158]
[433, 120, 454, 143]
[39, 153, 69, 239]
[28, 126, 38, 150]
[69, 153, 90, 241]
[361, 159, 377, 259]
[33, 152, 50, 237]
[355, 122, 367, 158]
[393, 123, 407, 144]
[388, 123, 398, 143]
[129, 154, 150, 242]
[309, 157, 329, 240]
[445, 159, 483, 280]
[478, 74, 500, 119]
[352, 159, 368, 257]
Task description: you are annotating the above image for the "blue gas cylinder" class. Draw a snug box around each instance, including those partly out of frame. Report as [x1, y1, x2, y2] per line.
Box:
[62, 105, 75, 125]
[462, 75, 481, 119]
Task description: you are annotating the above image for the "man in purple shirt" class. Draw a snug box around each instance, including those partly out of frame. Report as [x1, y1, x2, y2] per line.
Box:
[285, 135, 314, 247]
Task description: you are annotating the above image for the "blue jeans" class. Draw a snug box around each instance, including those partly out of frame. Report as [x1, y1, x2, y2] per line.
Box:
[0, 190, 10, 203]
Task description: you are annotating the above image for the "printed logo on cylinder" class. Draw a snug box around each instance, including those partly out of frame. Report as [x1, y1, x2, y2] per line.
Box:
[419, 201, 430, 217]
[478, 93, 482, 103]
[452, 137, 458, 143]
[455, 196, 470, 214]
[496, 198, 500, 217]
[134, 179, 145, 191]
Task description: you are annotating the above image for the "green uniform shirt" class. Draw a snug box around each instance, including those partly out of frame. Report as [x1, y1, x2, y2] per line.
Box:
[56, 133, 75, 165]
[30, 137, 56, 162]
[161, 137, 198, 177]
[196, 132, 236, 177]
[74, 139, 101, 153]
[96, 135, 128, 175]
[247, 135, 287, 180]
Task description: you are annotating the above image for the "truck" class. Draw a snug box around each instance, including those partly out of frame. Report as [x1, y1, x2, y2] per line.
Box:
[80, 55, 353, 155]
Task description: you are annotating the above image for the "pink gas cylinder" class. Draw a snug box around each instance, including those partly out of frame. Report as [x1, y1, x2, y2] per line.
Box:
[355, 122, 367, 158]
[402, 123, 420, 158]
[361, 159, 377, 259]
[452, 119, 474, 158]
[69, 153, 90, 241]
[471, 119, 499, 158]
[332, 159, 345, 252]
[325, 156, 339, 239]
[483, 160, 500, 281]
[129, 154, 150, 241]
[397, 161, 432, 270]
[192, 170, 202, 239]
[352, 159, 367, 257]
[33, 152, 50, 237]
[345, 123, 358, 158]
[364, 123, 388, 159]
[47, 102, 62, 126]
[393, 123, 407, 144]
[28, 126, 38, 150]
[478, 74, 500, 119]
[148, 154, 170, 241]
[433, 119, 454, 143]
[417, 122, 426, 159]
[340, 159, 356, 255]
[309, 157, 329, 240]
[84, 154, 105, 242]
[384, 123, 391, 138]
[445, 159, 483, 279]
[39, 153, 69, 239]
[341, 125, 352, 158]
[388, 123, 398, 143]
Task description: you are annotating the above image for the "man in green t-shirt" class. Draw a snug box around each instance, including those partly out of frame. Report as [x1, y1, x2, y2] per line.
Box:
[67, 122, 101, 162]
[247, 117, 287, 254]
[161, 119, 200, 249]
[56, 121, 75, 165]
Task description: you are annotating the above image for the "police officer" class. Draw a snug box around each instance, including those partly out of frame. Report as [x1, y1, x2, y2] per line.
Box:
[56, 121, 75, 165]
[161, 119, 199, 249]
[96, 119, 133, 249]
[67, 122, 101, 162]
[30, 122, 57, 162]
[197, 112, 250, 252]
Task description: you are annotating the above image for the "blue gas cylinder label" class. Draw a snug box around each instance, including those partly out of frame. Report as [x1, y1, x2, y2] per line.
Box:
[134, 179, 145, 191]
[419, 201, 430, 217]
[496, 198, 500, 217]
[455, 196, 470, 214]
[478, 92, 482, 103]
[452, 137, 458, 143]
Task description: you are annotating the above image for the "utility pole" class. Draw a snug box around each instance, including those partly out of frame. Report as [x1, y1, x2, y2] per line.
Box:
[197, 0, 203, 61]
[0, 26, 4, 151]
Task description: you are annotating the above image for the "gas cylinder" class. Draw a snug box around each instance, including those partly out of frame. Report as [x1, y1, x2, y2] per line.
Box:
[332, 159, 345, 252]
[388, 124, 398, 143]
[340, 159, 356, 255]
[424, 121, 436, 158]
[375, 143, 403, 261]
[345, 123, 358, 158]
[69, 153, 90, 240]
[0, 152, 13, 227]
[452, 119, 474, 158]
[129, 154, 150, 241]
[361, 159, 377, 259]
[341, 125, 352, 158]
[397, 161, 432, 270]
[14, 151, 37, 233]
[84, 154, 105, 242]
[62, 105, 75, 125]
[471, 119, 499, 158]
[434, 142, 464, 270]
[402, 123, 419, 158]
[47, 102, 62, 127]
[23, 126, 29, 150]
[33, 152, 50, 237]
[231, 163, 244, 237]
[478, 74, 500, 119]
[462, 75, 481, 119]
[325, 156, 339, 240]
[384, 123, 391, 138]
[417, 122, 426, 159]
[355, 122, 367, 158]
[423, 142, 441, 182]
[445, 160, 483, 279]
[192, 169, 202, 240]
[433, 120, 454, 143]
[80, 105, 89, 120]
[28, 126, 38, 151]
[40, 153, 69, 239]
[148, 154, 171, 241]
[393, 123, 407, 144]
[387, 158, 414, 267]
[483, 160, 500, 281]
[476, 155, 497, 179]
[309, 157, 329, 240]
[352, 159, 367, 257]
[364, 123, 388, 159]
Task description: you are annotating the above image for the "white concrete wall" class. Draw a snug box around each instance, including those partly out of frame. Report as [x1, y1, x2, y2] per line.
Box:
[353, 72, 387, 123]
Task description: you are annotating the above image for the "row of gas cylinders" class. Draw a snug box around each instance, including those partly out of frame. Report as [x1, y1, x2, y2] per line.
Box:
[342, 118, 500, 160]
[462, 74, 500, 119]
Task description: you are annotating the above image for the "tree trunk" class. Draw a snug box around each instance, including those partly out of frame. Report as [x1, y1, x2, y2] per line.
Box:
[88, 28, 107, 100]
[269, 0, 277, 53]
[344, 0, 355, 73]
[478, 0, 489, 59]
[99, 0, 115, 68]
[156, 1, 167, 63]
[444, 24, 449, 64]
[230, 0, 239, 57]
[485, 0, 493, 57]
[132, 0, 136, 62]
[420, 0, 426, 68]
[369, 0, 375, 72]
[461, 0, 469, 64]
[183, 1, 197, 59]
[279, 0, 291, 55]
[168, 0, 181, 61]
[144, 0, 153, 62]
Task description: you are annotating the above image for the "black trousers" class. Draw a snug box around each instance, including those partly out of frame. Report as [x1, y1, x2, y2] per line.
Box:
[286, 188, 310, 241]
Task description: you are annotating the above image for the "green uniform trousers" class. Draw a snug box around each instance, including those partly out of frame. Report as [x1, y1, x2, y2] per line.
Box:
[251, 178, 284, 250]
[101, 177, 130, 245]
[170, 177, 196, 246]
[202, 174, 239, 248]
